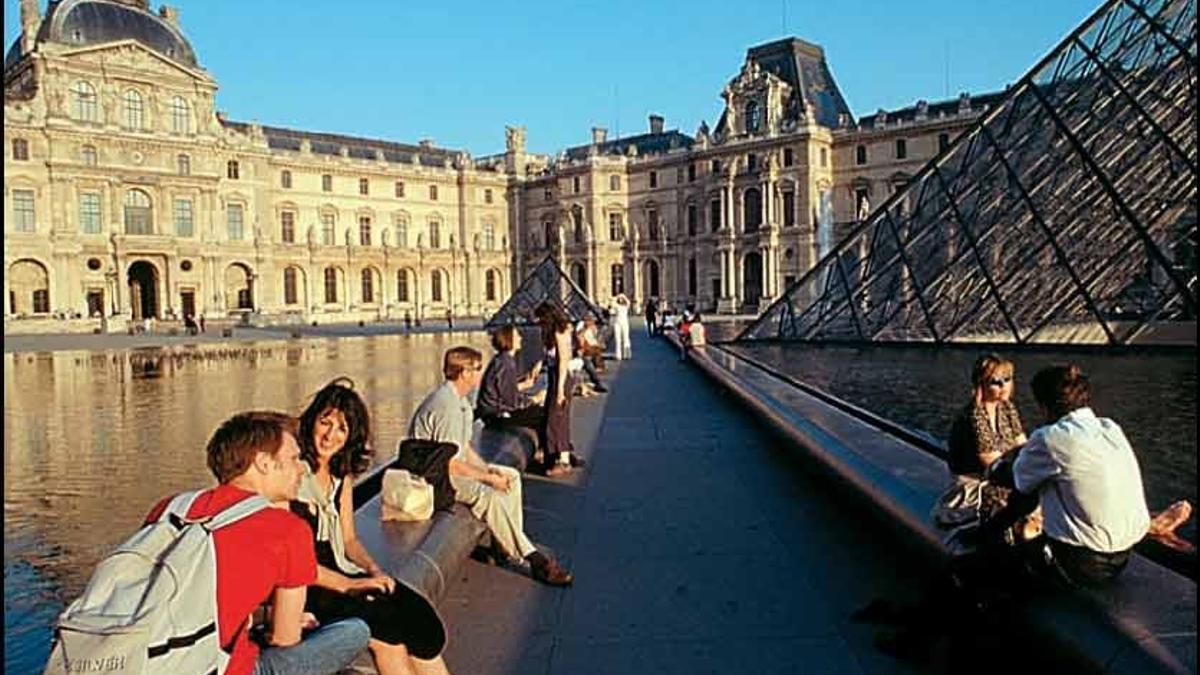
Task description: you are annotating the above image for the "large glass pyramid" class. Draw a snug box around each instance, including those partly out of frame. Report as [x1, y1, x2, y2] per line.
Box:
[485, 256, 609, 328]
[741, 0, 1196, 345]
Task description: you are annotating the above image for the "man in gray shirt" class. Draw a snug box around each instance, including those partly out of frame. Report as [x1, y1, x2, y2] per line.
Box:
[408, 346, 573, 587]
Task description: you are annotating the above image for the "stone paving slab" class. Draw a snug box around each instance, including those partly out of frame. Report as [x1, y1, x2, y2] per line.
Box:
[432, 328, 945, 675]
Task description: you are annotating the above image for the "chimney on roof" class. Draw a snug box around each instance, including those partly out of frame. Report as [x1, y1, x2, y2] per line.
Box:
[958, 91, 972, 113]
[19, 0, 40, 53]
[159, 5, 179, 26]
[419, 138, 434, 148]
[648, 114, 664, 135]
[591, 127, 607, 145]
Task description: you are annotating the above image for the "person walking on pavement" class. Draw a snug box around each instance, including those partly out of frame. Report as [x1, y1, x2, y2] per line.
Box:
[644, 297, 658, 337]
[612, 294, 632, 360]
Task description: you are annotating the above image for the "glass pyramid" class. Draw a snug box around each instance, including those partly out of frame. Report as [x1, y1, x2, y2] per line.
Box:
[485, 256, 609, 328]
[740, 0, 1196, 345]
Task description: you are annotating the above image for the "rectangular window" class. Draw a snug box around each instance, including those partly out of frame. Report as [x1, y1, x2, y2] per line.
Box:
[709, 199, 721, 232]
[782, 191, 795, 227]
[676, 167, 684, 183]
[32, 289, 49, 314]
[79, 193, 102, 234]
[938, 133, 951, 153]
[227, 160, 240, 180]
[855, 145, 868, 165]
[86, 289, 104, 317]
[687, 204, 697, 236]
[608, 213, 622, 241]
[819, 147, 828, 168]
[12, 138, 29, 160]
[747, 154, 758, 172]
[649, 171, 657, 188]
[321, 213, 335, 245]
[324, 269, 338, 304]
[359, 216, 371, 246]
[647, 209, 659, 240]
[484, 188, 493, 204]
[281, 170, 292, 189]
[281, 211, 295, 243]
[12, 189, 35, 232]
[395, 180, 405, 198]
[895, 138, 907, 159]
[429, 185, 438, 201]
[783, 147, 793, 167]
[174, 199, 194, 237]
[572, 176, 580, 193]
[322, 174, 333, 192]
[394, 217, 408, 247]
[227, 204, 244, 240]
[544, 188, 552, 201]
[359, 178, 369, 195]
[711, 159, 721, 174]
[609, 175, 620, 191]
[855, 188, 870, 218]
[177, 154, 190, 176]
[688, 163, 696, 182]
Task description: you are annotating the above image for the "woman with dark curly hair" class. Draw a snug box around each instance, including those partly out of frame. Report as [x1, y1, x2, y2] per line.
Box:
[292, 378, 451, 675]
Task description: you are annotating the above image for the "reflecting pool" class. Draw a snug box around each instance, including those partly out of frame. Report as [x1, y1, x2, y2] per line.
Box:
[3, 332, 491, 674]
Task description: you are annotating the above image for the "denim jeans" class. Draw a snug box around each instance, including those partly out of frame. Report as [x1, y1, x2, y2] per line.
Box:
[253, 618, 370, 675]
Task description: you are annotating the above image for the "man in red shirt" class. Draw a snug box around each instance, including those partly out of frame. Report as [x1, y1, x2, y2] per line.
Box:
[146, 411, 369, 675]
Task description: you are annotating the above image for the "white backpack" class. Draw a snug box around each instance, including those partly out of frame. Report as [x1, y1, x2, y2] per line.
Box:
[43, 490, 270, 675]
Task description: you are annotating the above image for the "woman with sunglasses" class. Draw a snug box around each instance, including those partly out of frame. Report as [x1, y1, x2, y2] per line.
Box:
[292, 378, 451, 675]
[934, 354, 1038, 546]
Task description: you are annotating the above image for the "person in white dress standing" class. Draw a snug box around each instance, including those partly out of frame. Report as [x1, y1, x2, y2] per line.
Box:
[611, 293, 632, 360]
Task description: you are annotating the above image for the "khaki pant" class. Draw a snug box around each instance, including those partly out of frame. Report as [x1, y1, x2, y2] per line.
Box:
[450, 464, 537, 559]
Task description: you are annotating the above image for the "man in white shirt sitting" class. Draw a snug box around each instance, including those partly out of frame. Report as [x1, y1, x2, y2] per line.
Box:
[994, 364, 1151, 586]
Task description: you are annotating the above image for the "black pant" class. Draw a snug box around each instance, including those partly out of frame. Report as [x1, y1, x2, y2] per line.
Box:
[481, 405, 547, 450]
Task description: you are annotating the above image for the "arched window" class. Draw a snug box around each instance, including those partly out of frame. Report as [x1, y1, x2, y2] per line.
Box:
[743, 188, 762, 232]
[72, 81, 97, 122]
[610, 263, 624, 296]
[396, 269, 411, 302]
[323, 268, 339, 304]
[428, 220, 441, 249]
[485, 269, 497, 301]
[123, 189, 153, 235]
[572, 208, 584, 244]
[745, 100, 760, 134]
[647, 208, 660, 240]
[283, 268, 298, 305]
[170, 96, 190, 134]
[9, 259, 51, 315]
[430, 270, 443, 302]
[123, 89, 143, 130]
[81, 145, 97, 166]
[361, 269, 375, 303]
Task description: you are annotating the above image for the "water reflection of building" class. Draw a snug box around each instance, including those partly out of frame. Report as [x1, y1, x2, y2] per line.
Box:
[5, 0, 991, 334]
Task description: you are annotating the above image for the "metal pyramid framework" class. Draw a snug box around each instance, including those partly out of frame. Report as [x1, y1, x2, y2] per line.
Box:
[485, 256, 608, 328]
[741, 0, 1197, 345]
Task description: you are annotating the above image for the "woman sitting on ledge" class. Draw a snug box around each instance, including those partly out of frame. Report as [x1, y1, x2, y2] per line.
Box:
[292, 378, 451, 675]
[933, 354, 1042, 547]
[476, 325, 546, 439]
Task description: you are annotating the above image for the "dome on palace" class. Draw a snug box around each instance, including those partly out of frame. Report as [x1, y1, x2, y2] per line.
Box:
[6, 0, 198, 72]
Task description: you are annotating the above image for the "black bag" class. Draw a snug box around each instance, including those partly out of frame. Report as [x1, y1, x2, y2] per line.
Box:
[396, 439, 457, 512]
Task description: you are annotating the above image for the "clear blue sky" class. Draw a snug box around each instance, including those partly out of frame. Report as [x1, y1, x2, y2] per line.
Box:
[5, 0, 1100, 156]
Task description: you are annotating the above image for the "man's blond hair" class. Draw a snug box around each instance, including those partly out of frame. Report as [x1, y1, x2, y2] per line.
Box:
[444, 346, 483, 381]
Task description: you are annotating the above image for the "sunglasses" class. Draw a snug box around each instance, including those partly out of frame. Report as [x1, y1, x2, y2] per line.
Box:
[987, 376, 1013, 387]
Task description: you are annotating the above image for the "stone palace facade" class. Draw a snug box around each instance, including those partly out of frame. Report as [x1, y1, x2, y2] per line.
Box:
[4, 0, 998, 333]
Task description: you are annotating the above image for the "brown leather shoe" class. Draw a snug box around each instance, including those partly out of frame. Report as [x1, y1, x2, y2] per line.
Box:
[530, 556, 573, 587]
